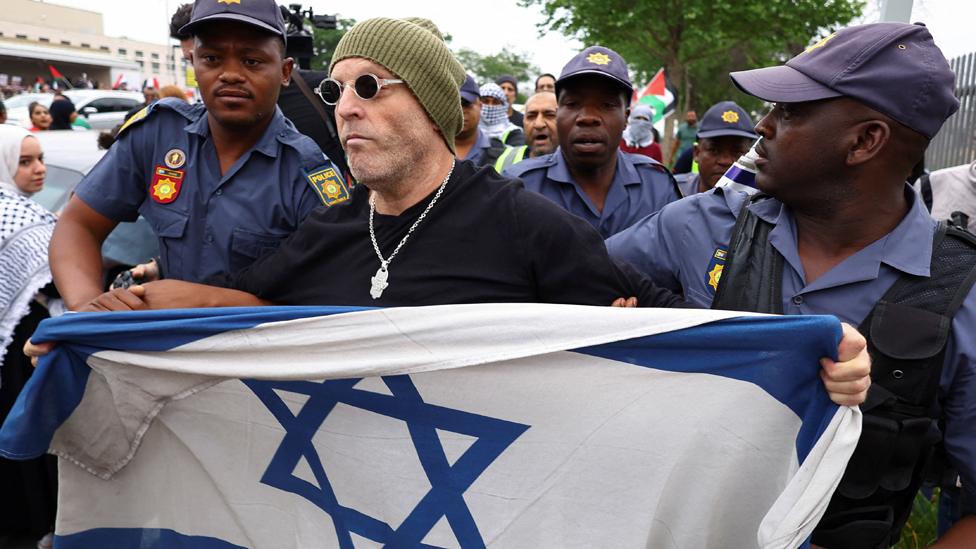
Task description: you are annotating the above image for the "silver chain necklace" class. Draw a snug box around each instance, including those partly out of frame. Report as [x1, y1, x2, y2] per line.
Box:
[368, 161, 455, 299]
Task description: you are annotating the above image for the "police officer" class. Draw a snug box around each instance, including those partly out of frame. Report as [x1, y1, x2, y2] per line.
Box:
[675, 101, 757, 197]
[506, 46, 679, 239]
[454, 74, 506, 168]
[606, 22, 976, 547]
[49, 0, 346, 311]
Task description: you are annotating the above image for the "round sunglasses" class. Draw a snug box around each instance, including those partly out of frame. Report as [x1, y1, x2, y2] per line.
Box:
[315, 73, 405, 105]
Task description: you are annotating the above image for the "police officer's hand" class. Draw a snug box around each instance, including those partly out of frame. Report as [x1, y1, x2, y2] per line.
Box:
[78, 287, 150, 312]
[611, 297, 638, 307]
[23, 338, 56, 368]
[130, 259, 161, 283]
[821, 323, 871, 407]
[138, 280, 269, 309]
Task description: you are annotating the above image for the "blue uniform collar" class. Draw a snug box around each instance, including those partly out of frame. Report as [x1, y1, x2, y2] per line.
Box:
[463, 130, 493, 162]
[547, 147, 642, 187]
[733, 184, 934, 289]
[185, 105, 289, 160]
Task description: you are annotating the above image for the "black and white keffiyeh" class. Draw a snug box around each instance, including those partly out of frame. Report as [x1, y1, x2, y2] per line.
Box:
[0, 184, 55, 369]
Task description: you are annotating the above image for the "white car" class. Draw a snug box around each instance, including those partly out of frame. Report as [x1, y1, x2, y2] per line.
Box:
[31, 131, 159, 277]
[4, 90, 144, 130]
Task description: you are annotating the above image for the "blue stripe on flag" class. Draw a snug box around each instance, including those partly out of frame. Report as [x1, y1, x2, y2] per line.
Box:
[55, 528, 246, 548]
[578, 315, 841, 462]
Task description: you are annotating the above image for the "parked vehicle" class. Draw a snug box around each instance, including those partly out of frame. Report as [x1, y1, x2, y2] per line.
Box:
[31, 131, 158, 282]
[4, 90, 144, 130]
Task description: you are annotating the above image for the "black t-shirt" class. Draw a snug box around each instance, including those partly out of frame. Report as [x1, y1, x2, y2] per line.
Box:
[226, 160, 683, 308]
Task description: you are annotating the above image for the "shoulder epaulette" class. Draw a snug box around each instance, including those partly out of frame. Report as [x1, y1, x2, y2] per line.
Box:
[116, 97, 199, 137]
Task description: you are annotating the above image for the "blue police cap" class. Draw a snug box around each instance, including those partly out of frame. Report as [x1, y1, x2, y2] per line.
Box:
[556, 46, 633, 100]
[179, 0, 287, 41]
[730, 22, 958, 139]
[460, 74, 480, 104]
[696, 101, 757, 140]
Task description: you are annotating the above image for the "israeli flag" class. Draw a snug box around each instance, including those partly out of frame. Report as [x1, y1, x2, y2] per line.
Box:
[0, 305, 860, 549]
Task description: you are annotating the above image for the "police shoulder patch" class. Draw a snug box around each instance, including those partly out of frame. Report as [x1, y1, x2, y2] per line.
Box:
[305, 165, 350, 207]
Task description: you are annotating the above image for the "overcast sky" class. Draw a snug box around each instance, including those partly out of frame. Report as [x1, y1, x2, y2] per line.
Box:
[45, 0, 976, 87]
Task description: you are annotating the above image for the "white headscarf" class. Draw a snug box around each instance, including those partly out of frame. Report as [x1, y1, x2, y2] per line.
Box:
[0, 125, 55, 368]
[0, 124, 35, 197]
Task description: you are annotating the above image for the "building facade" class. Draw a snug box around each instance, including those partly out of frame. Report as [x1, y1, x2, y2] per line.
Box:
[0, 0, 187, 92]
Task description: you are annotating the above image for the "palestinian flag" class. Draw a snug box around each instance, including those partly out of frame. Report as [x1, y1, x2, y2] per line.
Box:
[48, 65, 72, 89]
[633, 69, 675, 124]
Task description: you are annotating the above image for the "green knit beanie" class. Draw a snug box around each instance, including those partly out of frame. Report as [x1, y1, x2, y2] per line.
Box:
[330, 17, 465, 154]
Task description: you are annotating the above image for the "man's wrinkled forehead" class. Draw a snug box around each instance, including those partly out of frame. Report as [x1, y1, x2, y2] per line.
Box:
[525, 92, 557, 114]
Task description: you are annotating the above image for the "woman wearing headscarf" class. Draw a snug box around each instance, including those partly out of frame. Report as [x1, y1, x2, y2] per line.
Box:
[27, 102, 52, 132]
[0, 125, 58, 549]
[620, 104, 663, 162]
[48, 98, 77, 131]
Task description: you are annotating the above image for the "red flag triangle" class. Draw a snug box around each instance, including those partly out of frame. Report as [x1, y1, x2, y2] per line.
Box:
[48, 65, 65, 79]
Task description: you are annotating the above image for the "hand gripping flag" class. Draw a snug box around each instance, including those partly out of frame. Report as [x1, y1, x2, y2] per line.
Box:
[0, 305, 860, 549]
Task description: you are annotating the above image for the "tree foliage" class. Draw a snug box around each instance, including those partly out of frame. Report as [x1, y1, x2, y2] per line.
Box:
[310, 18, 357, 71]
[521, 0, 864, 116]
[455, 47, 540, 101]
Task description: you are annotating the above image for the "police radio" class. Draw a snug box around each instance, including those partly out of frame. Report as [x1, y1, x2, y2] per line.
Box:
[282, 4, 338, 70]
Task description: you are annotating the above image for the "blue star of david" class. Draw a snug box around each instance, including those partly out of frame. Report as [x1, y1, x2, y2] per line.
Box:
[244, 375, 529, 548]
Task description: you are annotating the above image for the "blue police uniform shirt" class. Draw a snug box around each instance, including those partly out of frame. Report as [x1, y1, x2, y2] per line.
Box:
[463, 129, 494, 163]
[506, 148, 679, 238]
[675, 173, 701, 198]
[606, 186, 976, 515]
[74, 98, 340, 283]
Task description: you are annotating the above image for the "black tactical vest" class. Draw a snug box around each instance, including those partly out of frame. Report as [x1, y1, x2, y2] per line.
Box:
[713, 194, 976, 549]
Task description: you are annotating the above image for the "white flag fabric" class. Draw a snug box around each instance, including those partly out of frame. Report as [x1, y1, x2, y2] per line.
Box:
[0, 304, 860, 549]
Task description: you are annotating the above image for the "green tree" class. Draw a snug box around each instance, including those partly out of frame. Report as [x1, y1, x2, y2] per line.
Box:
[455, 47, 540, 102]
[522, 0, 864, 151]
[310, 18, 357, 71]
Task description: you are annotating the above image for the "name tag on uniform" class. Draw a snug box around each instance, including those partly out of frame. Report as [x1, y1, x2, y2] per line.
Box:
[305, 166, 350, 207]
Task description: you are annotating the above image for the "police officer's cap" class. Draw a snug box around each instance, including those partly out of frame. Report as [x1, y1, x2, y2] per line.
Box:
[730, 22, 958, 139]
[556, 46, 633, 104]
[696, 101, 757, 140]
[179, 0, 287, 42]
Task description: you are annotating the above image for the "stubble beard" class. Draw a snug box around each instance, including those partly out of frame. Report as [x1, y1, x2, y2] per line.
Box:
[348, 111, 435, 197]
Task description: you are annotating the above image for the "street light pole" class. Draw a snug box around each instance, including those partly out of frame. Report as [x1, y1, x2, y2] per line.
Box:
[879, 0, 913, 22]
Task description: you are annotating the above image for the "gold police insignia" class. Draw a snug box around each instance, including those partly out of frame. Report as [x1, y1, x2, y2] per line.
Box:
[708, 264, 724, 291]
[217, 0, 241, 4]
[803, 32, 837, 55]
[306, 166, 349, 207]
[164, 149, 187, 169]
[586, 52, 611, 66]
[721, 111, 740, 124]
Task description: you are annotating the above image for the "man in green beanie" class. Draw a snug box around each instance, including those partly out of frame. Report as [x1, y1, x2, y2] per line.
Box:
[55, 18, 871, 414]
[96, 16, 688, 310]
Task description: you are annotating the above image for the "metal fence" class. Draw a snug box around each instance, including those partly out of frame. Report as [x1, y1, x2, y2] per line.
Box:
[926, 52, 976, 170]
